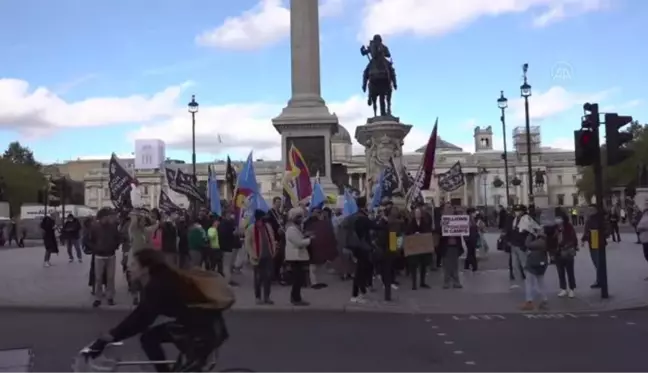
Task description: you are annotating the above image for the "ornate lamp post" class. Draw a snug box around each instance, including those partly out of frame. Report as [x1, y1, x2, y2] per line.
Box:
[187, 95, 199, 181]
[497, 91, 511, 207]
[188, 95, 199, 217]
[520, 64, 534, 211]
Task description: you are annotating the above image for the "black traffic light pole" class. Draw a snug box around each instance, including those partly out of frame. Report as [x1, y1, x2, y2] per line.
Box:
[591, 115, 609, 300]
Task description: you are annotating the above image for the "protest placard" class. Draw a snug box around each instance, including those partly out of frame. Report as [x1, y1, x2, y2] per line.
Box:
[403, 233, 435, 257]
[441, 215, 470, 236]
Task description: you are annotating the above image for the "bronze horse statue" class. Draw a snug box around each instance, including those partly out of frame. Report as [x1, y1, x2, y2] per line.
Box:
[361, 35, 397, 117]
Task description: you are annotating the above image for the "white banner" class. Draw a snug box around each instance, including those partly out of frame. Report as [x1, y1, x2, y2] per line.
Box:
[441, 214, 470, 236]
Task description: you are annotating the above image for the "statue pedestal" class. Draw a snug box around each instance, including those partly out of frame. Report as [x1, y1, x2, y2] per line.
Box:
[534, 192, 549, 209]
[272, 102, 340, 197]
[355, 115, 412, 198]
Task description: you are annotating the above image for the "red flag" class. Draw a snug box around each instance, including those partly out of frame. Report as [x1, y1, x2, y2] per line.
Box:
[421, 118, 439, 190]
[287, 145, 312, 203]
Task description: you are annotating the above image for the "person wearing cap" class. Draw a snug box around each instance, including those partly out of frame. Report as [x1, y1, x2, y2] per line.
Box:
[284, 207, 312, 306]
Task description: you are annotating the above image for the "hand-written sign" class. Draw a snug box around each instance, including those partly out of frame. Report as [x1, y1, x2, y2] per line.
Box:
[441, 215, 469, 236]
[403, 233, 435, 257]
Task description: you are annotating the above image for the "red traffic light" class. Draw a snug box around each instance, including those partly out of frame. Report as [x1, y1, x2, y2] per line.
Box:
[581, 131, 592, 144]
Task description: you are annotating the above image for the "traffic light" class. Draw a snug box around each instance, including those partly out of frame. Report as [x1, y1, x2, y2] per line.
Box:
[574, 129, 598, 166]
[582, 103, 599, 129]
[605, 113, 634, 166]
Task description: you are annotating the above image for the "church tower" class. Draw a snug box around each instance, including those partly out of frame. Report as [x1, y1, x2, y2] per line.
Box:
[474, 126, 493, 152]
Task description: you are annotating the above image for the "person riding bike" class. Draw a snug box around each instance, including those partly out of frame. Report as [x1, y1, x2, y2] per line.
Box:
[84, 248, 229, 372]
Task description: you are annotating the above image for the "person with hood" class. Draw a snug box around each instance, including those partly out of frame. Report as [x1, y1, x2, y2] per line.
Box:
[41, 212, 59, 267]
[62, 213, 83, 263]
[284, 207, 312, 306]
[90, 208, 121, 307]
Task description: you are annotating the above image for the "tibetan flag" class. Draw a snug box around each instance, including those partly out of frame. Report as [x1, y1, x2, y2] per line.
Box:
[285, 144, 312, 206]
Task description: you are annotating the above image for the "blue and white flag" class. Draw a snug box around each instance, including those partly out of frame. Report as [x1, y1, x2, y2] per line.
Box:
[208, 166, 222, 216]
[342, 188, 358, 217]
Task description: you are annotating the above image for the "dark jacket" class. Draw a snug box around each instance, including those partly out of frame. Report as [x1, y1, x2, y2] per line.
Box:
[406, 217, 432, 235]
[351, 210, 383, 251]
[62, 218, 82, 240]
[437, 235, 465, 258]
[161, 221, 178, 253]
[40, 216, 59, 254]
[89, 221, 120, 257]
[217, 218, 237, 252]
[582, 212, 607, 247]
[110, 268, 223, 342]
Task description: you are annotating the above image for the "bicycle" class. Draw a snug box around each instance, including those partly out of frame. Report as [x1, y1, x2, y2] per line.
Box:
[73, 341, 254, 372]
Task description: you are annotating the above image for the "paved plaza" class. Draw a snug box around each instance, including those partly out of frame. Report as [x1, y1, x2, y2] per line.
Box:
[0, 234, 646, 314]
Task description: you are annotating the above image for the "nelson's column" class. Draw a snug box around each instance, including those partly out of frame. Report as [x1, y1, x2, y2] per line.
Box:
[272, 0, 340, 195]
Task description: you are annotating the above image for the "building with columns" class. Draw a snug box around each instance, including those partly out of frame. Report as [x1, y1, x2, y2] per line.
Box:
[66, 124, 581, 211]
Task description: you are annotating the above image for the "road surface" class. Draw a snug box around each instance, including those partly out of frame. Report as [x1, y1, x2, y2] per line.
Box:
[0, 308, 646, 372]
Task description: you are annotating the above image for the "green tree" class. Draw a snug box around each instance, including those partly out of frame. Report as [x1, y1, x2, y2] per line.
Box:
[577, 122, 648, 198]
[3, 141, 40, 168]
[0, 158, 46, 217]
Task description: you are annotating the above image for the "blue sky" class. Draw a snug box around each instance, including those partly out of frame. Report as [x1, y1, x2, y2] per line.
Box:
[0, 0, 645, 164]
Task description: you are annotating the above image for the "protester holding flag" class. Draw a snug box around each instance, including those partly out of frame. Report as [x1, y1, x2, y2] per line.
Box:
[266, 197, 287, 285]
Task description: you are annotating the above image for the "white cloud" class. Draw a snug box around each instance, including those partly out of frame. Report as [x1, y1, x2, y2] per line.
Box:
[0, 78, 191, 133]
[359, 0, 607, 40]
[129, 94, 430, 160]
[196, 0, 345, 51]
[508, 85, 613, 122]
[545, 137, 574, 150]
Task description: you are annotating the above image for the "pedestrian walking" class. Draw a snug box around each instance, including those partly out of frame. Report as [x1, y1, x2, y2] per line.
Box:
[41, 213, 59, 267]
[89, 208, 120, 307]
[62, 213, 83, 263]
[246, 210, 276, 305]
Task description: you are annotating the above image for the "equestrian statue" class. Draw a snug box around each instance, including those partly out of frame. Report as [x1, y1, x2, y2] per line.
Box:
[361, 34, 398, 117]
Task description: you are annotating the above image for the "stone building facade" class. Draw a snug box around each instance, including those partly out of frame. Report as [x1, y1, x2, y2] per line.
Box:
[73, 125, 580, 210]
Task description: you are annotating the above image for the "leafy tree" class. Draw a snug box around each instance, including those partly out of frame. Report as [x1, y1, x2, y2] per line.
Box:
[3, 141, 40, 168]
[0, 158, 46, 216]
[577, 122, 648, 199]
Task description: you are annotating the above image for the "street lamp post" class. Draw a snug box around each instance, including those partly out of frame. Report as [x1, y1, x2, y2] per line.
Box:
[520, 64, 534, 212]
[188, 95, 199, 216]
[497, 91, 511, 207]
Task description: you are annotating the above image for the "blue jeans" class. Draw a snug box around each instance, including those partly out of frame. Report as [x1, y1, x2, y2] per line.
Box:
[67, 239, 82, 260]
[510, 246, 527, 285]
[525, 273, 547, 302]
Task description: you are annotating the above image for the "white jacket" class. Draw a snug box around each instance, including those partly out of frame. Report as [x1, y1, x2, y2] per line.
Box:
[284, 223, 311, 262]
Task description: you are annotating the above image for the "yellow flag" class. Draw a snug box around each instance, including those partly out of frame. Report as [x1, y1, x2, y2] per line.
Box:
[389, 232, 398, 252]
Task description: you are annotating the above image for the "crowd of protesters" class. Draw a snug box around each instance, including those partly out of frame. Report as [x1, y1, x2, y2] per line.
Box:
[30, 194, 648, 311]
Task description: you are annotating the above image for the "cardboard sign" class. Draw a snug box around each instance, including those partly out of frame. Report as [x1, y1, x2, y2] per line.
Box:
[403, 233, 435, 257]
[441, 215, 470, 236]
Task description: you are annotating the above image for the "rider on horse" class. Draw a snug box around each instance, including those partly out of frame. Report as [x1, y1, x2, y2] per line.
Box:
[362, 35, 398, 110]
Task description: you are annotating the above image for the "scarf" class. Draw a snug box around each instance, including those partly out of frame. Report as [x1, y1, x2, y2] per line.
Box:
[253, 222, 273, 258]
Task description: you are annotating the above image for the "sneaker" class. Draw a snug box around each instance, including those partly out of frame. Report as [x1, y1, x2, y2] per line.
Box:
[520, 301, 534, 311]
[420, 284, 431, 289]
[78, 258, 83, 263]
[558, 290, 567, 297]
[568, 289, 575, 298]
[350, 296, 367, 304]
[255, 298, 264, 305]
[264, 299, 275, 305]
[69, 258, 74, 263]
[92, 300, 101, 308]
[590, 283, 600, 289]
[453, 283, 463, 289]
[291, 300, 310, 306]
[510, 284, 520, 290]
[43, 262, 51, 268]
[391, 284, 399, 290]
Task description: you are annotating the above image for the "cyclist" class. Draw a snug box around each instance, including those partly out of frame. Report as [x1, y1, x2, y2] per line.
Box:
[84, 248, 229, 372]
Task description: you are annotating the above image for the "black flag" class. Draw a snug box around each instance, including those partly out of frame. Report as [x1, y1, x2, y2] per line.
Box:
[225, 156, 237, 197]
[381, 157, 404, 198]
[165, 167, 206, 203]
[438, 161, 466, 192]
[158, 189, 182, 214]
[108, 153, 137, 210]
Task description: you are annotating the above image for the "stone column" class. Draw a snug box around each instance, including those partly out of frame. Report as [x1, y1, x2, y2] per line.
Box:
[473, 174, 480, 205]
[463, 182, 468, 205]
[288, 0, 324, 109]
[272, 0, 339, 196]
